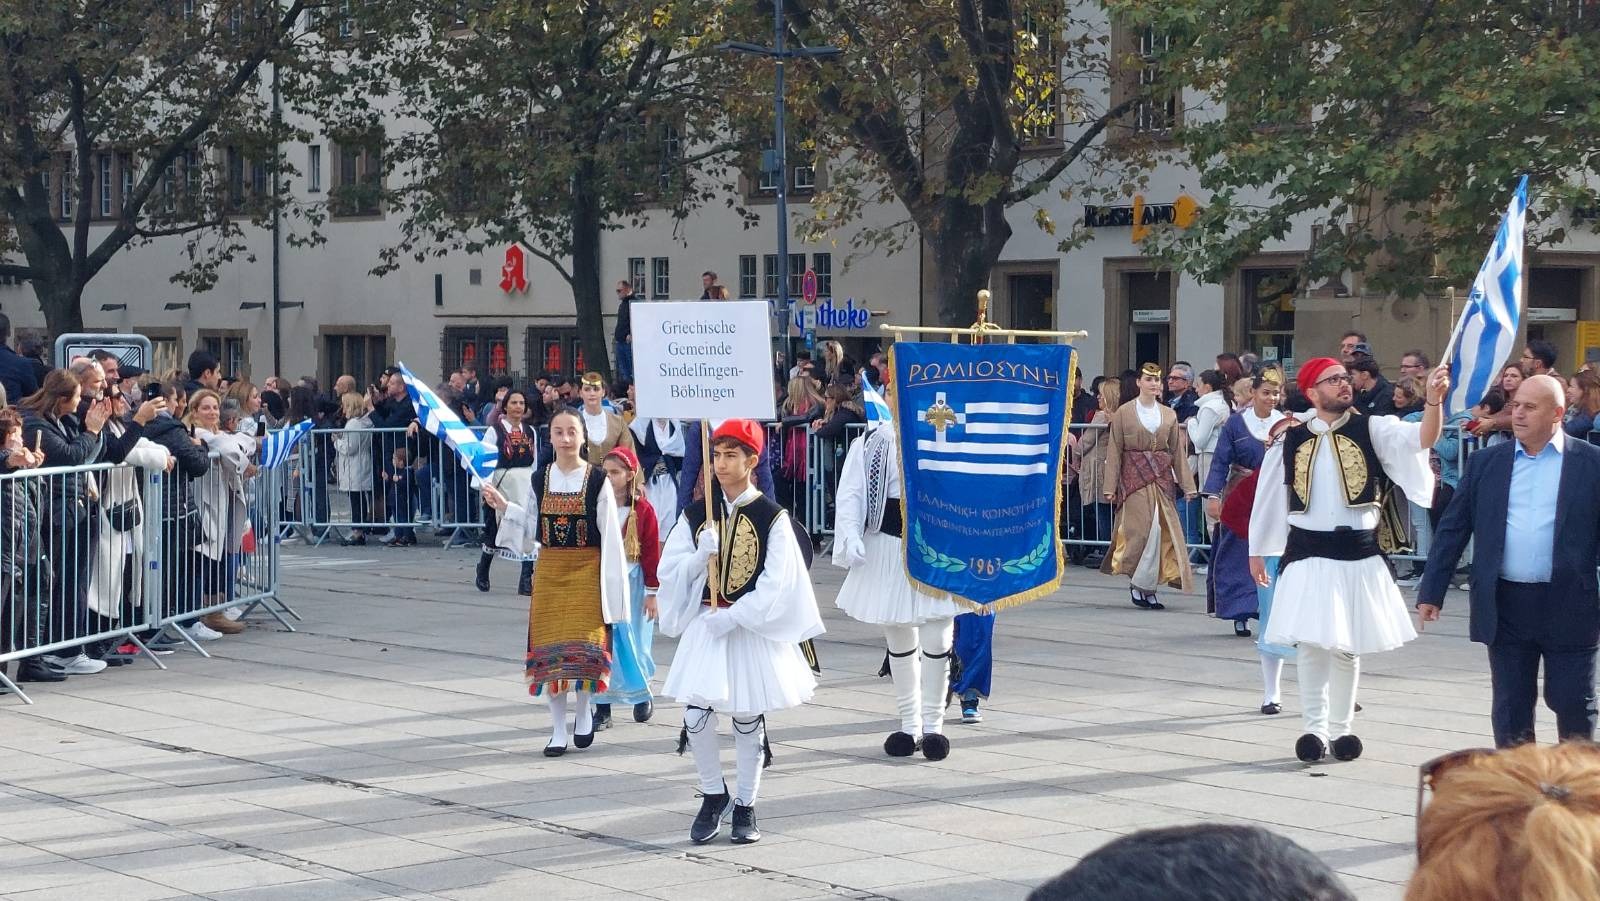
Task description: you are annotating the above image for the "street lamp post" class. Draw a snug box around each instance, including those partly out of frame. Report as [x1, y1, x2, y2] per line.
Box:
[718, 3, 839, 367]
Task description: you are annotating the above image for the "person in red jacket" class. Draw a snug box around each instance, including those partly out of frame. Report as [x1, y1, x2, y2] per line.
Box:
[591, 446, 662, 728]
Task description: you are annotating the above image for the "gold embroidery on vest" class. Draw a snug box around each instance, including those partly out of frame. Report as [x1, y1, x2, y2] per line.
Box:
[724, 514, 760, 595]
[1332, 434, 1370, 505]
[1292, 438, 1315, 507]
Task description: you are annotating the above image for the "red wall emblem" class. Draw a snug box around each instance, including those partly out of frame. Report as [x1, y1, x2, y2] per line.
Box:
[499, 243, 529, 294]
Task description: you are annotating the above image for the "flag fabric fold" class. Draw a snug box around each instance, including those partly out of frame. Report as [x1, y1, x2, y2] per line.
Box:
[1444, 176, 1530, 416]
[398, 362, 498, 485]
[259, 418, 314, 471]
[860, 372, 893, 431]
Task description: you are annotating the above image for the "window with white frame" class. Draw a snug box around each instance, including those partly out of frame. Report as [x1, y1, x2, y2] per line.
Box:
[763, 254, 780, 298]
[628, 257, 646, 296]
[119, 153, 134, 215]
[651, 257, 669, 298]
[787, 253, 806, 299]
[1134, 27, 1177, 132]
[657, 124, 681, 193]
[59, 155, 73, 220]
[307, 144, 322, 192]
[813, 253, 832, 298]
[739, 255, 757, 298]
[99, 155, 113, 216]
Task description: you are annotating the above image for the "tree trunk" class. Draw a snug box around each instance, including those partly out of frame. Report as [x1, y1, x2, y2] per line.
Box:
[926, 199, 1012, 327]
[35, 279, 86, 341]
[568, 158, 612, 381]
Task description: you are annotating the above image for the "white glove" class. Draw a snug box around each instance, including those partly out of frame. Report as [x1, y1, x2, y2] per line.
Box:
[701, 609, 737, 637]
[694, 527, 720, 564]
[832, 534, 867, 569]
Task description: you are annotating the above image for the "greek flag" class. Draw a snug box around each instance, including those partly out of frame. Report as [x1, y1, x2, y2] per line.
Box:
[259, 418, 314, 470]
[912, 400, 1052, 476]
[397, 362, 499, 485]
[1444, 176, 1529, 415]
[860, 372, 892, 431]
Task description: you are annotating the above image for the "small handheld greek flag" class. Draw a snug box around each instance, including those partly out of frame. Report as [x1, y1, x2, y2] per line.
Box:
[860, 372, 892, 432]
[260, 418, 313, 470]
[1443, 176, 1530, 416]
[398, 362, 498, 485]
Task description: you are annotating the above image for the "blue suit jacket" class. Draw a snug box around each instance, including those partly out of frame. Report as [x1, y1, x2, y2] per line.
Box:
[1419, 436, 1600, 646]
[0, 345, 39, 405]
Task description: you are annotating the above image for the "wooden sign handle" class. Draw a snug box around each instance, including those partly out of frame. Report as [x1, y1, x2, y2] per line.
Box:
[702, 420, 720, 607]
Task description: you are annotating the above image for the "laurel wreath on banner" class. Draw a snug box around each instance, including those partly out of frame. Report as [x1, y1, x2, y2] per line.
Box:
[1001, 525, 1054, 575]
[913, 522, 968, 573]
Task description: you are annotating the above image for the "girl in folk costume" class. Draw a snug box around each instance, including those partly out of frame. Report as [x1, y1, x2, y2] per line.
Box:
[659, 420, 823, 845]
[475, 388, 540, 596]
[630, 415, 685, 539]
[832, 418, 963, 760]
[1101, 363, 1198, 608]
[1203, 370, 1294, 713]
[578, 372, 635, 465]
[590, 446, 662, 729]
[481, 408, 631, 758]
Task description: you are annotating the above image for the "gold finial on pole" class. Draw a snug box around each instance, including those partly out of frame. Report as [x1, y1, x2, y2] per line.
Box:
[975, 289, 991, 330]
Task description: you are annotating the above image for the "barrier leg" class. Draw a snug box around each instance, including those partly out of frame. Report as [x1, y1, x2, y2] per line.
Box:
[0, 669, 33, 705]
[123, 633, 169, 671]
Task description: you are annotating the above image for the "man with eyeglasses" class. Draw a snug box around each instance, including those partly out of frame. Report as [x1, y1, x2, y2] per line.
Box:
[1163, 362, 1199, 423]
[1417, 374, 1600, 748]
[613, 279, 636, 382]
[1250, 356, 1449, 764]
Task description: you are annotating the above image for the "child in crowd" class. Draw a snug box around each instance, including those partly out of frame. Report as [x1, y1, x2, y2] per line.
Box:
[383, 446, 418, 546]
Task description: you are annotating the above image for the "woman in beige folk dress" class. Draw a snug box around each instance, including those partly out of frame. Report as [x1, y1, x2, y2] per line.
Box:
[1101, 363, 1196, 609]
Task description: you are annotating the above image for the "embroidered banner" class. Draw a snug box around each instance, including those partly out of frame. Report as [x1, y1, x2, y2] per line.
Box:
[891, 342, 1077, 611]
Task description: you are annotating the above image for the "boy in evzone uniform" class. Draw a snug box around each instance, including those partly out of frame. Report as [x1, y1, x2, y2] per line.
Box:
[658, 420, 824, 844]
[832, 419, 963, 759]
[1249, 358, 1447, 762]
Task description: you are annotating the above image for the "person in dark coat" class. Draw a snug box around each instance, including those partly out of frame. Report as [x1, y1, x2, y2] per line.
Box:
[1418, 374, 1600, 748]
[141, 381, 212, 625]
[0, 313, 39, 405]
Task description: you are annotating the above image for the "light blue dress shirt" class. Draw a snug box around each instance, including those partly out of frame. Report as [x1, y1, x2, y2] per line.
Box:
[1501, 429, 1564, 583]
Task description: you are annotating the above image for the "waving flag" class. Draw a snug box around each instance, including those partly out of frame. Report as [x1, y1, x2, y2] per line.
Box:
[397, 362, 498, 485]
[860, 371, 892, 431]
[260, 418, 313, 470]
[1443, 176, 1530, 415]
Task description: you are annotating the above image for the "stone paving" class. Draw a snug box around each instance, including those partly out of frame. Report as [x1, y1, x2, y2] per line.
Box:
[0, 541, 1517, 900]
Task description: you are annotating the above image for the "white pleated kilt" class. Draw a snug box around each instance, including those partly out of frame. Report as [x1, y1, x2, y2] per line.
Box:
[1264, 555, 1418, 655]
[835, 532, 964, 626]
[663, 617, 816, 714]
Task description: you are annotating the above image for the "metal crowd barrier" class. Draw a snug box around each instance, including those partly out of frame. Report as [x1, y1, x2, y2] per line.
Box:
[0, 452, 290, 705]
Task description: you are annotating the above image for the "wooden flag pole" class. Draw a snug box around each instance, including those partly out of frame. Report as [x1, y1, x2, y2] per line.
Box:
[701, 420, 720, 607]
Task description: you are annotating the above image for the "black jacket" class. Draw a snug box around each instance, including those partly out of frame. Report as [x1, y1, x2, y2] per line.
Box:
[142, 414, 212, 522]
[0, 345, 39, 405]
[1419, 437, 1600, 646]
[1358, 376, 1397, 417]
[22, 410, 103, 520]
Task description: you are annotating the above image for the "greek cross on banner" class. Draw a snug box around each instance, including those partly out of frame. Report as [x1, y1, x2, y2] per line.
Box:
[920, 393, 963, 446]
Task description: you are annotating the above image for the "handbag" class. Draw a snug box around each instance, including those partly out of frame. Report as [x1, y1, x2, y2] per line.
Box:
[106, 499, 142, 533]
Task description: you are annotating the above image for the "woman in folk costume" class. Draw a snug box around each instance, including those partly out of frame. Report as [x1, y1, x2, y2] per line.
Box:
[630, 415, 684, 539]
[659, 420, 823, 845]
[590, 446, 662, 729]
[1204, 370, 1295, 715]
[475, 388, 540, 596]
[832, 417, 963, 760]
[480, 408, 631, 758]
[1101, 363, 1197, 608]
[578, 372, 635, 465]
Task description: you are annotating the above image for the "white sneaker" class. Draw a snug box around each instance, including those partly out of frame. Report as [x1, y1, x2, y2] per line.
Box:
[42, 653, 108, 675]
[1396, 575, 1422, 588]
[186, 622, 223, 641]
[223, 606, 245, 622]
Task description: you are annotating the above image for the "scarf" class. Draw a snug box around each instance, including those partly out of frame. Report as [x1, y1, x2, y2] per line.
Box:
[861, 425, 896, 534]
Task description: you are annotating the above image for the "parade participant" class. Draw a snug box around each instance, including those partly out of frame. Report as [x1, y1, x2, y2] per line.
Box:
[475, 388, 540, 596]
[832, 418, 962, 759]
[1102, 363, 1197, 609]
[578, 372, 634, 465]
[1203, 370, 1286, 639]
[481, 408, 629, 758]
[658, 420, 823, 845]
[590, 446, 662, 729]
[1249, 358, 1446, 762]
[630, 415, 685, 538]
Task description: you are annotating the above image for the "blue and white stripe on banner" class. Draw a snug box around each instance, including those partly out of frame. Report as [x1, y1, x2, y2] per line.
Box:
[398, 362, 499, 485]
[860, 372, 893, 431]
[260, 418, 314, 470]
[912, 398, 1052, 476]
[1444, 175, 1530, 416]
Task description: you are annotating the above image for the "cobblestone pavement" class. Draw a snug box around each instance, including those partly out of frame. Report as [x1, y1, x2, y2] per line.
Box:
[0, 542, 1507, 900]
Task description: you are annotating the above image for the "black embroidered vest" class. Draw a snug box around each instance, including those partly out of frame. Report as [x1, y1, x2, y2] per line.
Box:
[493, 421, 539, 470]
[1281, 412, 1389, 513]
[529, 463, 607, 549]
[685, 492, 782, 605]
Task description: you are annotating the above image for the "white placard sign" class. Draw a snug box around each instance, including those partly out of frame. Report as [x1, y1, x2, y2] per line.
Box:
[633, 300, 776, 421]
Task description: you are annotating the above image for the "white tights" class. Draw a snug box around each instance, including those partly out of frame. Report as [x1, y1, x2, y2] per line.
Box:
[882, 619, 955, 735]
[1296, 646, 1360, 741]
[684, 707, 768, 806]
[545, 688, 593, 746]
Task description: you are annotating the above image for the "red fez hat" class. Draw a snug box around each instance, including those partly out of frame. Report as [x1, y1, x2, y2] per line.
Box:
[710, 419, 765, 456]
[604, 445, 640, 472]
[1296, 357, 1343, 395]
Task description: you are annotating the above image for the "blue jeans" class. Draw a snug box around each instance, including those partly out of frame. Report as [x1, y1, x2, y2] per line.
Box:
[614, 338, 634, 382]
[1177, 494, 1208, 564]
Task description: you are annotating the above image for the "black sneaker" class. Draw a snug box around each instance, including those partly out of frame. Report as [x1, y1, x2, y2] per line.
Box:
[730, 804, 760, 844]
[690, 786, 731, 844]
[593, 704, 612, 731]
[633, 699, 654, 722]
